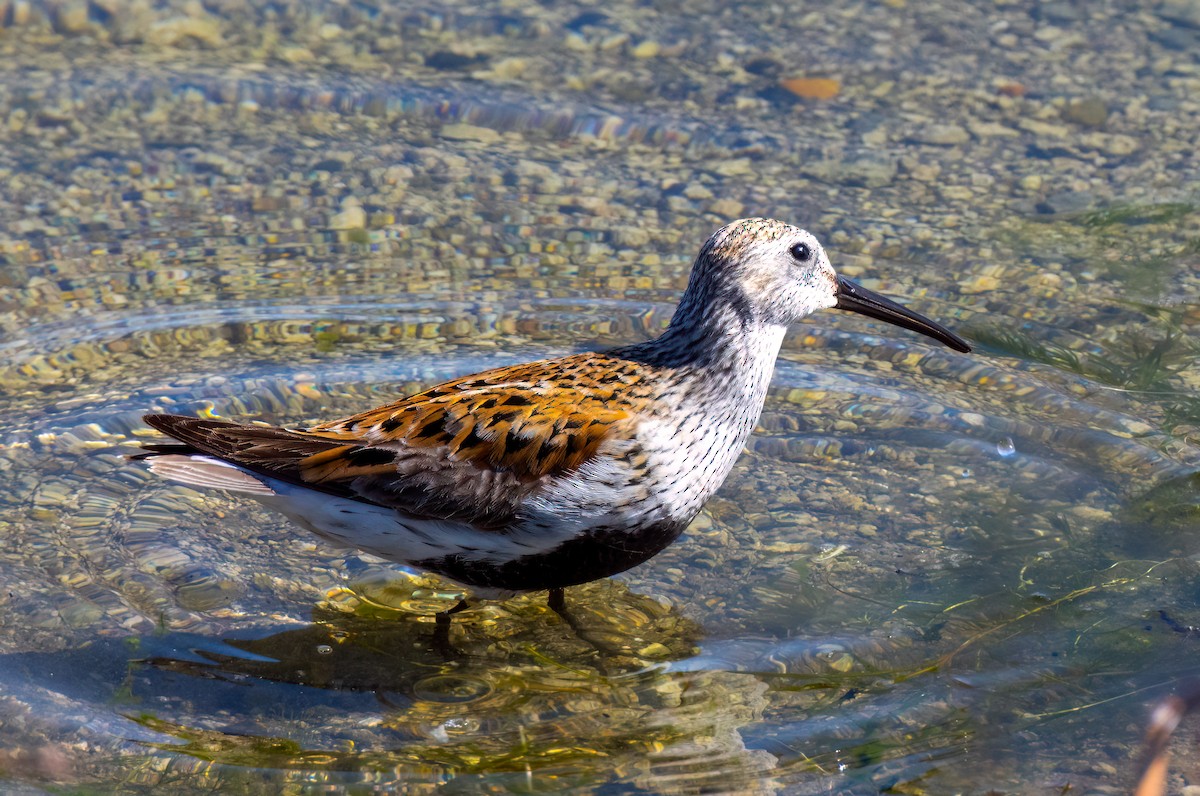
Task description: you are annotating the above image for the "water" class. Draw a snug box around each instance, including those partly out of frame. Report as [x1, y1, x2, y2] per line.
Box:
[2, 0, 1200, 792]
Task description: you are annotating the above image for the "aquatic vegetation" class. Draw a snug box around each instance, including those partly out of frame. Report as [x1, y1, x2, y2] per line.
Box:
[992, 201, 1200, 298]
[1079, 202, 1197, 229]
[973, 321, 1196, 394]
[1123, 472, 1200, 532]
[971, 305, 1200, 444]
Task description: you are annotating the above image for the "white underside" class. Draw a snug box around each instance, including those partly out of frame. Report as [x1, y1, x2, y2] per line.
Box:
[149, 455, 587, 563]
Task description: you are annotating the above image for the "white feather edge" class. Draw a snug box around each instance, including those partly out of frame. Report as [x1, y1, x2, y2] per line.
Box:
[146, 454, 278, 496]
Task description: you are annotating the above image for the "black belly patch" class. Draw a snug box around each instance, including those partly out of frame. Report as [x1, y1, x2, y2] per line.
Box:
[414, 521, 685, 592]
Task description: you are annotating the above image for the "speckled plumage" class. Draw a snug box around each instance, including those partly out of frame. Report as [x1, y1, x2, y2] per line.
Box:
[138, 218, 970, 607]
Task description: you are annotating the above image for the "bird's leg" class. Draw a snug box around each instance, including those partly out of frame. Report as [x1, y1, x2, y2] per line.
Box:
[435, 598, 470, 626]
[545, 587, 617, 674]
[432, 598, 470, 658]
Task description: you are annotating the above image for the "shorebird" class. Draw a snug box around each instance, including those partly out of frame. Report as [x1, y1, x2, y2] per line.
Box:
[137, 218, 969, 622]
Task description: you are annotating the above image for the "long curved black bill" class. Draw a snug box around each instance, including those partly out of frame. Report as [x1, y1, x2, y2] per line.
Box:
[835, 275, 971, 353]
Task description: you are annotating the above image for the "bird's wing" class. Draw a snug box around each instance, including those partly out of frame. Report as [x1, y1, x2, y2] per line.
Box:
[142, 353, 653, 528]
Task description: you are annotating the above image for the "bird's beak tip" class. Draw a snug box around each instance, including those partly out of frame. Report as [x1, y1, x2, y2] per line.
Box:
[834, 276, 970, 353]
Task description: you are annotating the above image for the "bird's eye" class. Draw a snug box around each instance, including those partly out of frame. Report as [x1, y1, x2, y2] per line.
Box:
[789, 242, 812, 262]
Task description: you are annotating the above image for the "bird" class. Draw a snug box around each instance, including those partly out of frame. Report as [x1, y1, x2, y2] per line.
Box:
[136, 218, 970, 623]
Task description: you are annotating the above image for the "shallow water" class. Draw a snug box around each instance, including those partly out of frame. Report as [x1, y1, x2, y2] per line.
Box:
[2, 0, 1200, 793]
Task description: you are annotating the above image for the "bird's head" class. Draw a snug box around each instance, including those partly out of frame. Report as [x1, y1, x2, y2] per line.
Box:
[688, 218, 970, 352]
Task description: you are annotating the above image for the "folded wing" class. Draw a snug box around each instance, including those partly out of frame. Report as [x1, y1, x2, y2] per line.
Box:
[141, 352, 650, 529]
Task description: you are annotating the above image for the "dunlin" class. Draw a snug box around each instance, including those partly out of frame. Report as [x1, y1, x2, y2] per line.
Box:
[138, 218, 970, 621]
